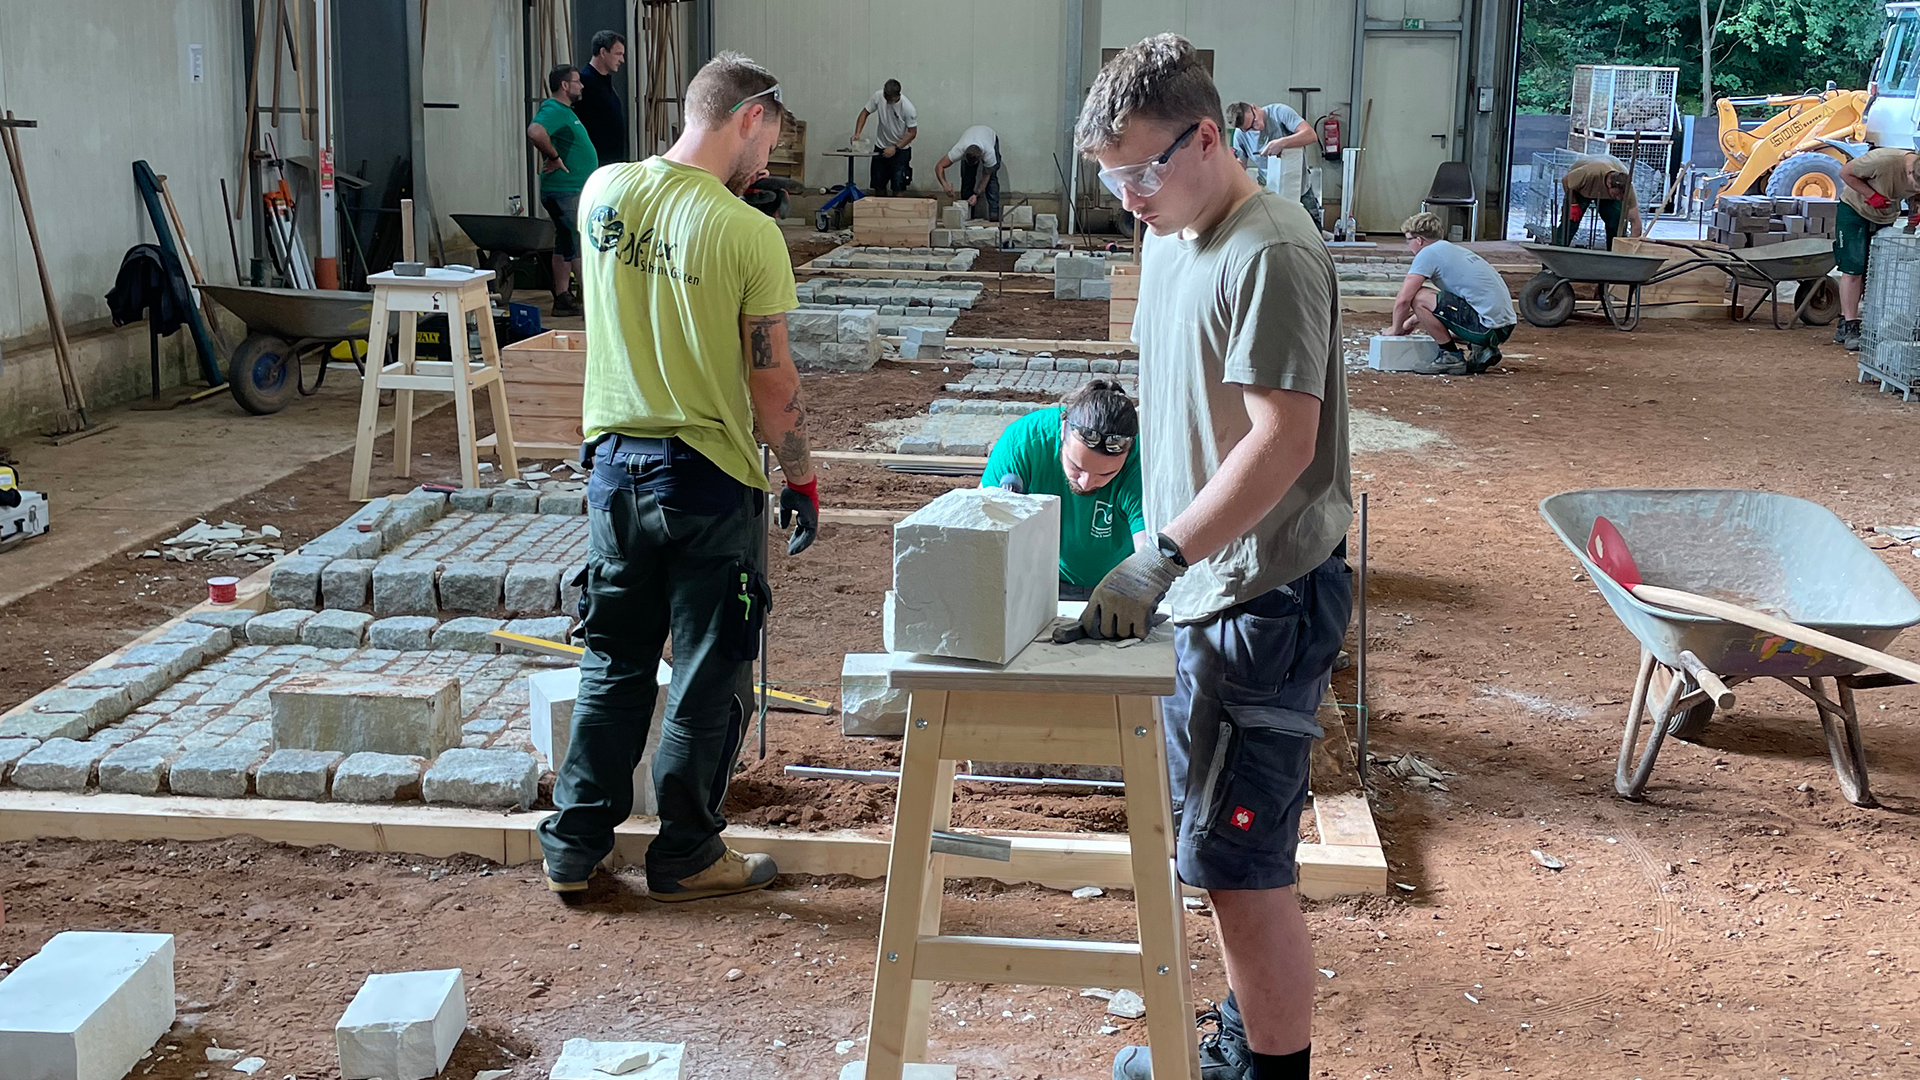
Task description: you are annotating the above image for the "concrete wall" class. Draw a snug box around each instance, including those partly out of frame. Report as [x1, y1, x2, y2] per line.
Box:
[0, 0, 244, 435]
[715, 1, 1068, 197]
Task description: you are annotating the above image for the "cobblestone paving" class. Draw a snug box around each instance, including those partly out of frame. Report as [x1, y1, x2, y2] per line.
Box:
[387, 511, 588, 566]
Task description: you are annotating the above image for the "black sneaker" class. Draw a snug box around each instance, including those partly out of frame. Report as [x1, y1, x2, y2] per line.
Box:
[1467, 343, 1503, 373]
[1833, 318, 1851, 345]
[1111, 997, 1249, 1079]
[1411, 345, 1469, 376]
[551, 292, 583, 317]
[1843, 320, 1864, 352]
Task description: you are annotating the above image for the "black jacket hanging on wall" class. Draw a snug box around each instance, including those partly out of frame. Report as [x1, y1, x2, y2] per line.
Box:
[105, 243, 195, 335]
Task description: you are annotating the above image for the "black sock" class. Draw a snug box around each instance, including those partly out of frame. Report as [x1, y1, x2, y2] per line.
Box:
[1248, 1047, 1309, 1080]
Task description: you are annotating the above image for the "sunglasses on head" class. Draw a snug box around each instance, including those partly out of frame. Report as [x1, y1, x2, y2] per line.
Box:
[1097, 121, 1201, 199]
[1071, 425, 1135, 455]
[730, 84, 783, 113]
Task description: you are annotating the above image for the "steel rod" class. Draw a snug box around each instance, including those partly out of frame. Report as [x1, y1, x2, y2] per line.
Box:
[1356, 490, 1369, 781]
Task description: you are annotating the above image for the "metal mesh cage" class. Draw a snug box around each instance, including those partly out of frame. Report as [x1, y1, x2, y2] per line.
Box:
[1572, 65, 1679, 134]
[1524, 149, 1665, 247]
[1859, 230, 1920, 393]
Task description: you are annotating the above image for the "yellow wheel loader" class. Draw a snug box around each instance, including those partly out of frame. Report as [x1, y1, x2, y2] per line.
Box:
[1714, 85, 1870, 200]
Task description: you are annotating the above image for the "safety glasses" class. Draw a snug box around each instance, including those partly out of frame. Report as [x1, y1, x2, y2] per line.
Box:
[1071, 425, 1135, 455]
[1097, 122, 1200, 199]
[730, 84, 783, 113]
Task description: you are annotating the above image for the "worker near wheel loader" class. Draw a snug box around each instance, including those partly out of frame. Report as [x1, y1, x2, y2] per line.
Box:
[1833, 147, 1920, 352]
[1554, 155, 1643, 248]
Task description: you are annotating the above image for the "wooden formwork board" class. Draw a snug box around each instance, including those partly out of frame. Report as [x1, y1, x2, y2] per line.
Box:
[0, 791, 1382, 899]
[886, 336, 1137, 355]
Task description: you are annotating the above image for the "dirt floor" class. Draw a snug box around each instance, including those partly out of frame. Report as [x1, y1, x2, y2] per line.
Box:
[8, 281, 1920, 1077]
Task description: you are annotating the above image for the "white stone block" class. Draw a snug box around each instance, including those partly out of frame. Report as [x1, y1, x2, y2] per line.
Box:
[550, 1038, 685, 1080]
[840, 653, 908, 736]
[0, 931, 175, 1080]
[1367, 334, 1441, 372]
[886, 488, 1060, 665]
[529, 662, 669, 815]
[335, 969, 466, 1080]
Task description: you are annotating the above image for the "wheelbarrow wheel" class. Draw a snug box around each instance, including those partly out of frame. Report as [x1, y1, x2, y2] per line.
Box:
[1796, 276, 1840, 326]
[1667, 699, 1714, 740]
[1520, 273, 1575, 327]
[227, 333, 298, 416]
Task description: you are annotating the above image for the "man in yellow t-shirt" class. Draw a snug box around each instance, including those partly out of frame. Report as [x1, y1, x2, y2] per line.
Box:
[537, 52, 820, 904]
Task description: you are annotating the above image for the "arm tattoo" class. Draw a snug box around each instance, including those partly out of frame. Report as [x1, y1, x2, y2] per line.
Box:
[748, 317, 778, 369]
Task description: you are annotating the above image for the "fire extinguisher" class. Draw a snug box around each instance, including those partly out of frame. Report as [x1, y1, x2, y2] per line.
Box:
[1319, 110, 1342, 160]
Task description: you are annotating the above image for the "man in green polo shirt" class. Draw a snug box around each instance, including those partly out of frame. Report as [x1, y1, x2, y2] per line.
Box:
[982, 379, 1147, 599]
[527, 64, 599, 316]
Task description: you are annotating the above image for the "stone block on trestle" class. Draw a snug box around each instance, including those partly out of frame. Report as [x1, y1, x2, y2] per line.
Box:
[885, 488, 1060, 665]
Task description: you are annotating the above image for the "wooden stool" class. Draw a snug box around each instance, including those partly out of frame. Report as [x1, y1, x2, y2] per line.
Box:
[349, 267, 519, 500]
[861, 616, 1198, 1080]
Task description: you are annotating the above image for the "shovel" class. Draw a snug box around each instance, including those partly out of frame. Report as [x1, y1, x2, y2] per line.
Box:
[1586, 516, 1920, 684]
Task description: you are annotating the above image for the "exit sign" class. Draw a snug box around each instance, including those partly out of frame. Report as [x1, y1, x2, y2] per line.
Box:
[1403, 17, 1424, 29]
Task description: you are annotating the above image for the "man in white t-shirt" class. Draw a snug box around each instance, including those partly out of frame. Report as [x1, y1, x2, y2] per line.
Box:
[935, 125, 1002, 221]
[852, 78, 918, 195]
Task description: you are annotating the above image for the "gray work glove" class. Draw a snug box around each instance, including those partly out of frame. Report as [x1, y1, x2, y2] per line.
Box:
[997, 472, 1025, 494]
[1080, 548, 1186, 640]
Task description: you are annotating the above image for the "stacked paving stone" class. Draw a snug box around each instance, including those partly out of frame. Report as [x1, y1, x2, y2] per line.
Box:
[270, 487, 589, 619]
[893, 412, 1028, 455]
[797, 277, 984, 312]
[784, 307, 884, 372]
[946, 365, 1138, 397]
[1711, 194, 1837, 248]
[811, 245, 979, 271]
[1054, 252, 1135, 300]
[931, 206, 1061, 249]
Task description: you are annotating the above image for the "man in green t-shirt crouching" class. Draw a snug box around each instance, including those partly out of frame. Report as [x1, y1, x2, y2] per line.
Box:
[981, 379, 1147, 600]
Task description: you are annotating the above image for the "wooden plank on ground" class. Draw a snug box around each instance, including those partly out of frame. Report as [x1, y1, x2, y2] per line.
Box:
[824, 508, 911, 526]
[914, 337, 1136, 355]
[0, 790, 1381, 896]
[814, 450, 988, 472]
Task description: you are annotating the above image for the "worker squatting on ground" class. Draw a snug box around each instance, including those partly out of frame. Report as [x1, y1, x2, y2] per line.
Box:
[526, 64, 599, 317]
[1553, 154, 1643, 248]
[982, 379, 1148, 602]
[935, 125, 1003, 221]
[575, 30, 629, 166]
[853, 78, 918, 196]
[1389, 211, 1518, 377]
[1076, 34, 1354, 1080]
[538, 54, 820, 903]
[1833, 147, 1920, 351]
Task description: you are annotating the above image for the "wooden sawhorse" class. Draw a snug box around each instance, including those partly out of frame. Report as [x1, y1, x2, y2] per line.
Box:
[348, 266, 519, 500]
[860, 618, 1198, 1080]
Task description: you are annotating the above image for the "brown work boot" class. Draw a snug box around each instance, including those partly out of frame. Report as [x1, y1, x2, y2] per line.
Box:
[648, 848, 778, 903]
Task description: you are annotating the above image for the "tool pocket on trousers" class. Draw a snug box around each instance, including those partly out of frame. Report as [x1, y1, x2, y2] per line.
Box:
[724, 563, 771, 662]
[569, 564, 591, 626]
[1203, 722, 1313, 852]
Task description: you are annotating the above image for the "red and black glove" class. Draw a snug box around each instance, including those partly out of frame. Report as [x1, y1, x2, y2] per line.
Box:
[1567, 202, 1586, 224]
[1868, 192, 1893, 211]
[778, 477, 819, 555]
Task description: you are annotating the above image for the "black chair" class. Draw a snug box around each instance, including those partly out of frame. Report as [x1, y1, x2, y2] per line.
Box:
[1422, 161, 1479, 240]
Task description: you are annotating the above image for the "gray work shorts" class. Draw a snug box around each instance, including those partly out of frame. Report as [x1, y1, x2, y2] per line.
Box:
[1163, 548, 1353, 891]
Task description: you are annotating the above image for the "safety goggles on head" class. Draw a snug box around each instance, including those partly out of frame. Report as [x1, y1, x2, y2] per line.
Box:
[1071, 425, 1135, 455]
[730, 83, 783, 113]
[1097, 122, 1200, 199]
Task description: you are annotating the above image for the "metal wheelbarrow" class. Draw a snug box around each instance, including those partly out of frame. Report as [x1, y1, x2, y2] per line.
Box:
[452, 213, 555, 306]
[1519, 243, 1670, 330]
[1658, 237, 1841, 330]
[1541, 488, 1920, 806]
[198, 285, 374, 415]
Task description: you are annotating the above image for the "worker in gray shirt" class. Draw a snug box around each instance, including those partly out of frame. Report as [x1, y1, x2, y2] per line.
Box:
[1389, 211, 1518, 375]
[1077, 34, 1352, 1080]
[853, 78, 918, 195]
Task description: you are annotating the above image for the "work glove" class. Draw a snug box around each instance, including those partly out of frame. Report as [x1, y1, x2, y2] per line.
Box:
[997, 472, 1025, 494]
[779, 477, 819, 556]
[1080, 548, 1186, 641]
[1869, 192, 1893, 211]
[1567, 202, 1585, 224]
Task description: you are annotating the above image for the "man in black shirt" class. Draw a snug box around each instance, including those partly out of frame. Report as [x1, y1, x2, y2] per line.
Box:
[576, 30, 628, 165]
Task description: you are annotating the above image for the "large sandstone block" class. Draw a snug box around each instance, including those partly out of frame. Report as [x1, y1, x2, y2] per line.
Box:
[885, 488, 1060, 664]
[0, 931, 175, 1080]
[529, 662, 668, 814]
[335, 969, 466, 1080]
[270, 672, 462, 757]
[840, 653, 907, 737]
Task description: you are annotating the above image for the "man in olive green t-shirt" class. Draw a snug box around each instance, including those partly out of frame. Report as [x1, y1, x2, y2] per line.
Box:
[1834, 148, 1920, 351]
[527, 64, 598, 315]
[981, 383, 1148, 598]
[537, 53, 819, 906]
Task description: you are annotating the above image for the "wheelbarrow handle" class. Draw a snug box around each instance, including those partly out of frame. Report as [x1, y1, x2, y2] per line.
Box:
[1631, 583, 1920, 686]
[1677, 650, 1736, 710]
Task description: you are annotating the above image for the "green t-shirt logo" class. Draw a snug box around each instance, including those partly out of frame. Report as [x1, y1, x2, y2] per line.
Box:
[1091, 500, 1115, 539]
